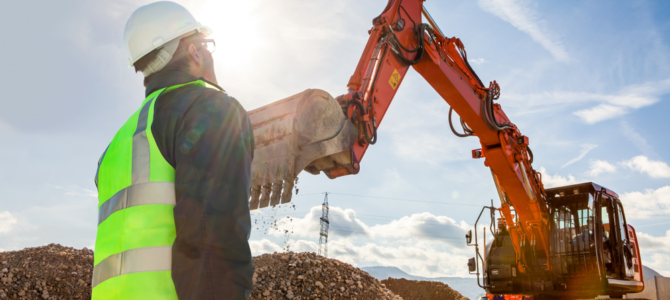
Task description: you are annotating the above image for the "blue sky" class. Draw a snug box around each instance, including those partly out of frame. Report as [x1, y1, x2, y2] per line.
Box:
[1, 0, 669, 278]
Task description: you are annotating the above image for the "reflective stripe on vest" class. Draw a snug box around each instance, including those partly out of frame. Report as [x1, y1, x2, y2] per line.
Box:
[92, 245, 172, 288]
[97, 182, 176, 225]
[93, 80, 215, 299]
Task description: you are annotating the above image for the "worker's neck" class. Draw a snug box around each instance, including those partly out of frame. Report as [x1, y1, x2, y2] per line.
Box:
[188, 66, 218, 85]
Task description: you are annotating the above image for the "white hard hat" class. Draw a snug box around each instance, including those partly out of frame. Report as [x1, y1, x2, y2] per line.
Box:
[124, 1, 212, 67]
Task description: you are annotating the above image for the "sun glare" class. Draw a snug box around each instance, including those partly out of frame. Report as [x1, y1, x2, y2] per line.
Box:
[191, 0, 264, 71]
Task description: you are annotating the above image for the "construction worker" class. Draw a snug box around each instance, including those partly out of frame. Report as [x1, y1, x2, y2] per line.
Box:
[92, 2, 253, 299]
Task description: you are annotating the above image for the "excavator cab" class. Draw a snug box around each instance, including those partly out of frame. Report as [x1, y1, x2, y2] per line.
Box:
[476, 183, 643, 299]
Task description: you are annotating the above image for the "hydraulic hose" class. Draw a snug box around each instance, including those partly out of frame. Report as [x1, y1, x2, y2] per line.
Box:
[481, 86, 512, 132]
[344, 100, 365, 123]
[449, 107, 474, 137]
[344, 99, 377, 145]
[388, 23, 433, 66]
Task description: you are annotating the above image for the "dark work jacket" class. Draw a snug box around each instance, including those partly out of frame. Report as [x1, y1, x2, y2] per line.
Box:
[146, 71, 254, 299]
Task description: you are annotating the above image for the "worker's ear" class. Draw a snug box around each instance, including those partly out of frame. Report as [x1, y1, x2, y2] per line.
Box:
[187, 42, 202, 68]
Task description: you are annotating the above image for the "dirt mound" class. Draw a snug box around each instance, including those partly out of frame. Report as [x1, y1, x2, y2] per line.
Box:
[0, 243, 93, 299]
[250, 252, 401, 300]
[1, 245, 404, 300]
[382, 278, 469, 300]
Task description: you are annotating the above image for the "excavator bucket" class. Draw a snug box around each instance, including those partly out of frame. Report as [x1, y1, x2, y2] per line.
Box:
[247, 89, 358, 210]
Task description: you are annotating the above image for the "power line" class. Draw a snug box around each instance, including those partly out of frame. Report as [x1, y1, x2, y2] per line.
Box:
[299, 224, 467, 242]
[288, 193, 670, 218]
[328, 192, 484, 207]
[254, 209, 469, 229]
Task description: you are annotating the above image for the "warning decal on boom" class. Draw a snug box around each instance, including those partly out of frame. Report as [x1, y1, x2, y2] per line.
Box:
[388, 69, 401, 90]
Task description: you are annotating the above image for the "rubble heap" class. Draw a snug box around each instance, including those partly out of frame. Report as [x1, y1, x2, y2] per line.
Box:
[250, 252, 401, 300]
[0, 243, 93, 300]
[3, 245, 471, 300]
[381, 278, 470, 300]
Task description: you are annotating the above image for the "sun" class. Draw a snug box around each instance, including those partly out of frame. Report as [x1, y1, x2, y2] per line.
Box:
[190, 0, 264, 70]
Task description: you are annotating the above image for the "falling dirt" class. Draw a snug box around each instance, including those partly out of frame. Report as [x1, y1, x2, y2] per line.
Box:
[252, 202, 298, 252]
[381, 278, 469, 300]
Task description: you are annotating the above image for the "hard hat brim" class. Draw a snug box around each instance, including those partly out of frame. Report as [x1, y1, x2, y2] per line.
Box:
[127, 24, 214, 67]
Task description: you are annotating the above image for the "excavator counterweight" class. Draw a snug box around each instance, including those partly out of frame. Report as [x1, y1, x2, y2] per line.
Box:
[247, 89, 357, 210]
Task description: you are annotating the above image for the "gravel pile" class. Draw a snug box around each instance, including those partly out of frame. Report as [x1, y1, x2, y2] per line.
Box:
[381, 278, 469, 300]
[3, 246, 447, 300]
[0, 244, 93, 300]
[250, 252, 401, 300]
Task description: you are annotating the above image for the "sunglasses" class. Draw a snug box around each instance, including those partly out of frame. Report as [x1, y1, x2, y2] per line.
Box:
[194, 39, 216, 54]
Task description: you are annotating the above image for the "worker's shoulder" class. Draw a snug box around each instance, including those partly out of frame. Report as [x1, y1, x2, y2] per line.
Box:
[187, 85, 247, 114]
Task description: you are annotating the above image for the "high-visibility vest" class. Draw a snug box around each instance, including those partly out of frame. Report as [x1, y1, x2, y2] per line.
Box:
[92, 80, 215, 299]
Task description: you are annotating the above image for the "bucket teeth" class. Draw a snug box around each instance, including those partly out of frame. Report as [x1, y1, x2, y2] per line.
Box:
[247, 89, 358, 210]
[281, 180, 294, 204]
[270, 180, 283, 206]
[259, 184, 272, 209]
[249, 187, 261, 210]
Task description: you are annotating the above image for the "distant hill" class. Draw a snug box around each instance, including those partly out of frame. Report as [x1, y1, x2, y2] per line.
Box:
[361, 266, 484, 300]
[643, 265, 664, 278]
[362, 265, 665, 300]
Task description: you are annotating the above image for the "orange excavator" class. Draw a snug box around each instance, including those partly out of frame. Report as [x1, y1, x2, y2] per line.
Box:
[246, 0, 645, 299]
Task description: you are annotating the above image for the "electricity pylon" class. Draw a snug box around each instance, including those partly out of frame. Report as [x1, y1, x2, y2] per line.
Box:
[317, 192, 329, 257]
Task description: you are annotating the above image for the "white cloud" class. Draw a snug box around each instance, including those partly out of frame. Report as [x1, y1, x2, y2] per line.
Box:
[269, 206, 371, 239]
[250, 238, 285, 256]
[272, 207, 470, 249]
[588, 159, 617, 176]
[368, 213, 469, 249]
[620, 156, 670, 178]
[561, 144, 598, 168]
[636, 230, 670, 253]
[539, 167, 579, 188]
[253, 207, 477, 277]
[620, 186, 670, 220]
[570, 78, 670, 123]
[573, 104, 628, 124]
[505, 78, 670, 124]
[469, 58, 487, 64]
[636, 231, 670, 276]
[477, 0, 569, 62]
[643, 253, 670, 277]
[0, 211, 18, 235]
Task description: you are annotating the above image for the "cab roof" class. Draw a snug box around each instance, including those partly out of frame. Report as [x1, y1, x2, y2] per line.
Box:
[545, 182, 619, 199]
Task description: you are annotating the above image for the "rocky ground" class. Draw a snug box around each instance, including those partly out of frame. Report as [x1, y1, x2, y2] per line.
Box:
[382, 278, 470, 300]
[1, 245, 468, 300]
[0, 244, 93, 299]
[250, 252, 401, 300]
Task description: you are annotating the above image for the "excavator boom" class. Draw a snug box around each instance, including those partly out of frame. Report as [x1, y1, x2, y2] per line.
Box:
[247, 0, 549, 270]
[247, 0, 546, 266]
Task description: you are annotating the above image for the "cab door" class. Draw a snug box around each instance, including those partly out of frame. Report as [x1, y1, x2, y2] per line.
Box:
[613, 200, 635, 279]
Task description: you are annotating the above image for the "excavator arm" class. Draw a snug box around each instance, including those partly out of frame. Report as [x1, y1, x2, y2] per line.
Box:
[248, 0, 551, 275]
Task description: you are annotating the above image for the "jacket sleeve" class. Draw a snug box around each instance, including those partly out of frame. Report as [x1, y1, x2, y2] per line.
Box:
[168, 88, 254, 300]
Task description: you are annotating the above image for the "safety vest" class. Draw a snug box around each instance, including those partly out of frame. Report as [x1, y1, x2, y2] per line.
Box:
[92, 80, 214, 299]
